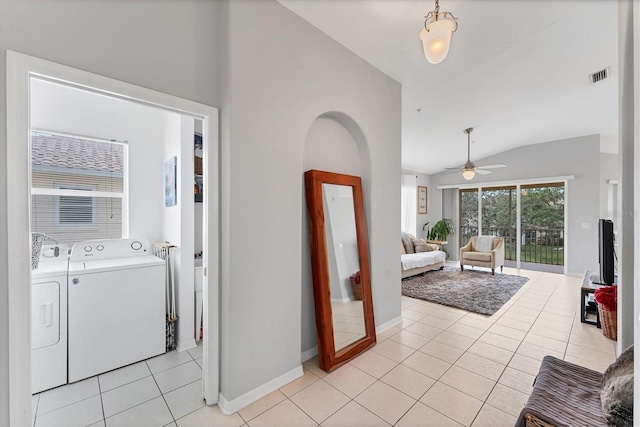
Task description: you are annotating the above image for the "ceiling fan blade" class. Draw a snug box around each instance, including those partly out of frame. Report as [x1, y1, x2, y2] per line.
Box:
[475, 169, 492, 175]
[476, 163, 506, 170]
[443, 169, 463, 175]
[444, 167, 463, 170]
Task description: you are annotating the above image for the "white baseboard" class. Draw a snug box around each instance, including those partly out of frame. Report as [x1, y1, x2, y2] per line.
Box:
[300, 346, 318, 362]
[218, 365, 304, 415]
[376, 316, 403, 335]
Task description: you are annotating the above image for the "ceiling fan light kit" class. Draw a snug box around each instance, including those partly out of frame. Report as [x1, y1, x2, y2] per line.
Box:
[419, 0, 458, 64]
[445, 127, 507, 180]
[462, 169, 475, 180]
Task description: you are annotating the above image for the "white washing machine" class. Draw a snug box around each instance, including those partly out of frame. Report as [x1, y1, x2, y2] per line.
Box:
[68, 238, 166, 383]
[32, 243, 69, 394]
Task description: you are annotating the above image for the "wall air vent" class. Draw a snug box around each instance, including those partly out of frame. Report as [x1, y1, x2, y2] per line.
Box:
[590, 67, 609, 84]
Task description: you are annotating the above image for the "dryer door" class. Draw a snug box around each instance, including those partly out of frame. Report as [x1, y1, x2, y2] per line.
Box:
[32, 281, 60, 349]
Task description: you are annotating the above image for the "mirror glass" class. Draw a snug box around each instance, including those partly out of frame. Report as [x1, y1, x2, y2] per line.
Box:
[321, 183, 365, 351]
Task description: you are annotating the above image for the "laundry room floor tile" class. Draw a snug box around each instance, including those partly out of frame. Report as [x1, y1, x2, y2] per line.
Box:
[35, 395, 103, 427]
[146, 350, 193, 374]
[31, 394, 39, 418]
[101, 376, 161, 418]
[105, 396, 173, 427]
[37, 376, 100, 415]
[163, 379, 206, 420]
[153, 361, 202, 394]
[99, 361, 152, 392]
[187, 343, 203, 359]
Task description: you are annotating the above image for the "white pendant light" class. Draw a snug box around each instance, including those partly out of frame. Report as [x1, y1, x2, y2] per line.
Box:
[419, 0, 458, 64]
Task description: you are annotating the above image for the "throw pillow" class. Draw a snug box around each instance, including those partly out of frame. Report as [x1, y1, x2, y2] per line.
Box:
[475, 236, 494, 253]
[414, 239, 434, 253]
[401, 232, 415, 254]
[601, 345, 634, 427]
[400, 242, 406, 255]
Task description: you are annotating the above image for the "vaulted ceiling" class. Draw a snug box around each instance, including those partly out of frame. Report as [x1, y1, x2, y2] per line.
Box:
[279, 0, 618, 174]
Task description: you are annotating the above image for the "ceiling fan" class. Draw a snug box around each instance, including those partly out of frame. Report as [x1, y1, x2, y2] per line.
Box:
[445, 127, 506, 180]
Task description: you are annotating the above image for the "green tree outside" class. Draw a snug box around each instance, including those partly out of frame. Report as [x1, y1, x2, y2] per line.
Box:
[459, 185, 564, 265]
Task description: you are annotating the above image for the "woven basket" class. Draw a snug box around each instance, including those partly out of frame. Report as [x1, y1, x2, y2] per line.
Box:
[349, 272, 362, 300]
[598, 304, 617, 341]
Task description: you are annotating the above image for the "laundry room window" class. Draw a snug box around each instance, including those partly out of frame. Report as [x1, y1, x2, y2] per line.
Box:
[30, 131, 128, 245]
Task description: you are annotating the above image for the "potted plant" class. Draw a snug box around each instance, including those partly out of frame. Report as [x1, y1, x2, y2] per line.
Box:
[423, 219, 455, 242]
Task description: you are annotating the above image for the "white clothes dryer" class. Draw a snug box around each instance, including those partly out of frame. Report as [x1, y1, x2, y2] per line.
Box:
[32, 244, 69, 394]
[67, 238, 165, 383]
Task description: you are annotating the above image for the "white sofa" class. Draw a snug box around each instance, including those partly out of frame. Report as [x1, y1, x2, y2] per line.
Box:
[401, 233, 446, 278]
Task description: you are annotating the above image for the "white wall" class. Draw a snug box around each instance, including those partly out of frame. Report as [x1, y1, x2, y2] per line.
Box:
[194, 203, 204, 255]
[617, 0, 635, 355]
[220, 0, 401, 405]
[0, 2, 220, 421]
[30, 79, 169, 244]
[430, 135, 601, 275]
[600, 153, 620, 219]
[162, 116, 197, 351]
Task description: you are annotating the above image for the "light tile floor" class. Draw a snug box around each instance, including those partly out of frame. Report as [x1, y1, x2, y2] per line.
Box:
[32, 345, 206, 427]
[32, 266, 617, 426]
[242, 266, 616, 427]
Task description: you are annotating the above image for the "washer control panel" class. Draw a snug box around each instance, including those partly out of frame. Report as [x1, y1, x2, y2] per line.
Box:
[70, 238, 151, 261]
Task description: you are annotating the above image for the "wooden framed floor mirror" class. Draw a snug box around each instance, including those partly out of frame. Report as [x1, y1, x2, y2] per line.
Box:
[304, 169, 376, 372]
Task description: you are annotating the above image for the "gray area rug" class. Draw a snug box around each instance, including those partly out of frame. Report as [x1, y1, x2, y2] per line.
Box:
[402, 266, 529, 315]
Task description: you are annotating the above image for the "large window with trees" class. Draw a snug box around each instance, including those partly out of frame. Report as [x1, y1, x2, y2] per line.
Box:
[459, 183, 564, 268]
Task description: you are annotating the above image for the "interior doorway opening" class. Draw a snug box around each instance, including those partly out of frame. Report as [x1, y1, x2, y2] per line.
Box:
[7, 51, 219, 426]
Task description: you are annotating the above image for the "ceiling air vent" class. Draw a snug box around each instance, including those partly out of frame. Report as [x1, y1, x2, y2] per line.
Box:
[590, 67, 609, 84]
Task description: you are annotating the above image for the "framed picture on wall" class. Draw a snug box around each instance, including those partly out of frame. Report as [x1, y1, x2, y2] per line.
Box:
[418, 186, 427, 214]
[165, 156, 177, 207]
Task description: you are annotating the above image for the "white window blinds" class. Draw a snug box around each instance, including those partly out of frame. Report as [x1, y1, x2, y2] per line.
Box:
[31, 132, 127, 245]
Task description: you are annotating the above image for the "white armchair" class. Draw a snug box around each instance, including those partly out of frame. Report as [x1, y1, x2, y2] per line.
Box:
[459, 236, 505, 276]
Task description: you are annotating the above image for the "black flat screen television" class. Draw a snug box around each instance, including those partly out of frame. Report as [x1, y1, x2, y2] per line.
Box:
[598, 219, 615, 285]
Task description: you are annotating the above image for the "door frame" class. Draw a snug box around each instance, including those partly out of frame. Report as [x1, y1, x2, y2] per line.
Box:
[6, 50, 220, 425]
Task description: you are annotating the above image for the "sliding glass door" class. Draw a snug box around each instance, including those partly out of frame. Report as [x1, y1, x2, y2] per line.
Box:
[481, 187, 517, 261]
[520, 184, 564, 266]
[459, 183, 564, 270]
[459, 189, 478, 248]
